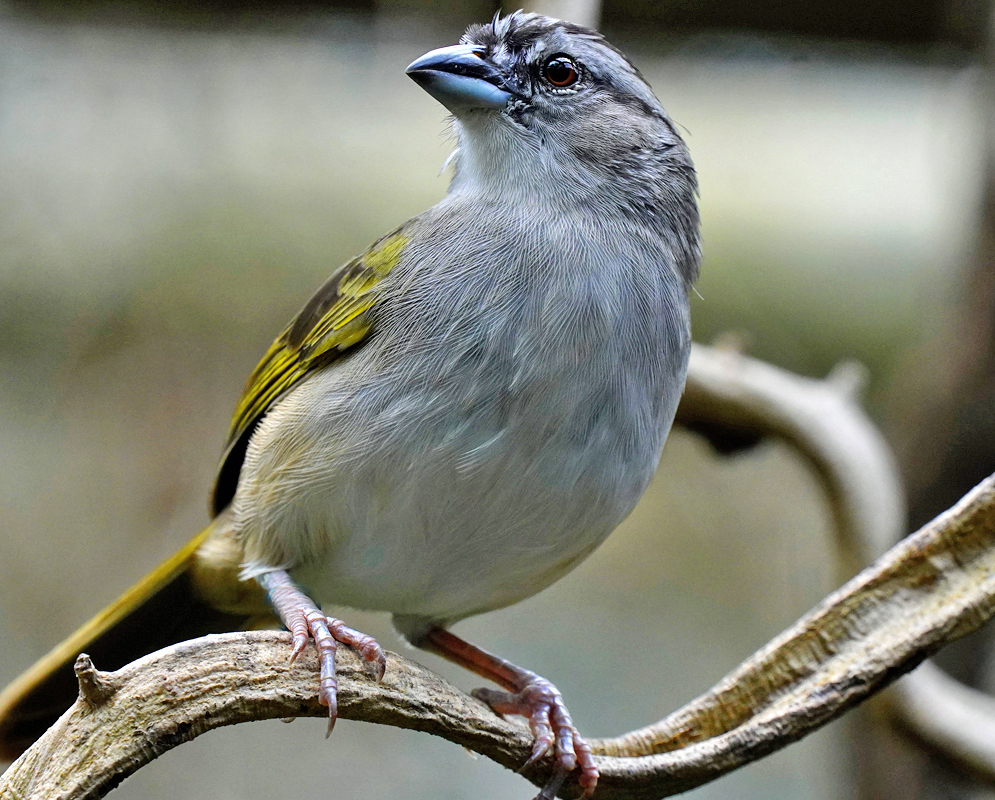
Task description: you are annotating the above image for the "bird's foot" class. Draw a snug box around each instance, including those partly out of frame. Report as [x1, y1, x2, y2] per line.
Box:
[474, 674, 598, 799]
[418, 626, 598, 798]
[259, 570, 386, 734]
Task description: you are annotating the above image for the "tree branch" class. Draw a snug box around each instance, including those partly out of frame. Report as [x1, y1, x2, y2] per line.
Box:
[677, 346, 995, 784]
[2, 345, 995, 799]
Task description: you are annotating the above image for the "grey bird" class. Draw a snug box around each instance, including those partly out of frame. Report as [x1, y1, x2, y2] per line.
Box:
[0, 12, 700, 798]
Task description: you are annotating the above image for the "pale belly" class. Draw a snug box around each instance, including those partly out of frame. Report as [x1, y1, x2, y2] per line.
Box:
[288, 427, 637, 625]
[240, 342, 685, 628]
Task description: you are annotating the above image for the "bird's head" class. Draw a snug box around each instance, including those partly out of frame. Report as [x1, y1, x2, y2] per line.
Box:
[407, 12, 699, 280]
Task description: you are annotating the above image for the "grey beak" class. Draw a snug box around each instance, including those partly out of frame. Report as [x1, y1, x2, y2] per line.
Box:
[406, 44, 513, 113]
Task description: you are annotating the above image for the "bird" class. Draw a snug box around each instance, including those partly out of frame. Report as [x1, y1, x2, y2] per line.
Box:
[0, 11, 699, 798]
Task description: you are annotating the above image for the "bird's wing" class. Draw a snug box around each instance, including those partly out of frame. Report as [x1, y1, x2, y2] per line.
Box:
[210, 229, 409, 514]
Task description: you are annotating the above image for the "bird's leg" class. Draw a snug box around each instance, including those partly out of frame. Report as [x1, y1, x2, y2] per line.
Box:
[257, 570, 386, 734]
[418, 626, 598, 799]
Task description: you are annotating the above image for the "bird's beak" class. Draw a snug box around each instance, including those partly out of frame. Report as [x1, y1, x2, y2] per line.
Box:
[406, 44, 513, 113]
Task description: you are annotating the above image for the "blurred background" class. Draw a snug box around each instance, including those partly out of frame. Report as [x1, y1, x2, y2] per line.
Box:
[0, 0, 992, 797]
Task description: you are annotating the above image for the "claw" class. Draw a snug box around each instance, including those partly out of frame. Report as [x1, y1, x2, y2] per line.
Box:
[288, 633, 308, 665]
[525, 739, 553, 771]
[534, 765, 568, 800]
[370, 650, 388, 681]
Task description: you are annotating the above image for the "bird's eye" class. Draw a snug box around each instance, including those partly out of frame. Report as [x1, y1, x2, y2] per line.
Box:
[542, 54, 580, 88]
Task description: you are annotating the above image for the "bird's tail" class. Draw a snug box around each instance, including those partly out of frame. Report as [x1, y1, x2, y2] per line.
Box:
[0, 520, 262, 761]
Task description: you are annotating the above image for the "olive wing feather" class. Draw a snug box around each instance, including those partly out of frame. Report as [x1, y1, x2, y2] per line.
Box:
[211, 231, 409, 514]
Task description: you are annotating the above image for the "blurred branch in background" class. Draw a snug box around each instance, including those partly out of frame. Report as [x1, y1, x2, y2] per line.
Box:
[3, 345, 995, 799]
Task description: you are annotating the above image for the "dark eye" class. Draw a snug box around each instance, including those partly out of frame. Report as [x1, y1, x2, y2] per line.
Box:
[542, 54, 580, 88]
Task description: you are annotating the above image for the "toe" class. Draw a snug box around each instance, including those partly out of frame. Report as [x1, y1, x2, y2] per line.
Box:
[525, 703, 555, 767]
[304, 612, 339, 713]
[327, 619, 388, 680]
[574, 737, 598, 796]
[472, 687, 523, 715]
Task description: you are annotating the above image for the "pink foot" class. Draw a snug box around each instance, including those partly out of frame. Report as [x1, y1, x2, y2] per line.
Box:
[419, 626, 598, 798]
[474, 674, 598, 799]
[259, 570, 386, 733]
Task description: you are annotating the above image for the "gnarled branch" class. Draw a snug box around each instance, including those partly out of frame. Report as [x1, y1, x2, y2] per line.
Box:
[2, 345, 995, 799]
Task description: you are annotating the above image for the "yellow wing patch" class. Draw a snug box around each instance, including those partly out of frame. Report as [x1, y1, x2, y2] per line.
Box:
[211, 231, 409, 514]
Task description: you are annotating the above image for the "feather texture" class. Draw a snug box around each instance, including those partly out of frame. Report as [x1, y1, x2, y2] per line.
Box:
[212, 230, 410, 513]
